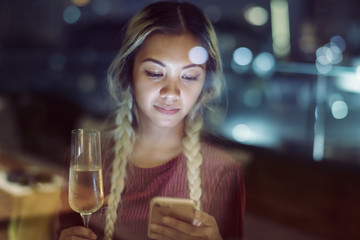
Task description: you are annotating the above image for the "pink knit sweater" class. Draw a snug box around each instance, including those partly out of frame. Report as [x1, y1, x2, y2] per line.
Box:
[59, 141, 245, 240]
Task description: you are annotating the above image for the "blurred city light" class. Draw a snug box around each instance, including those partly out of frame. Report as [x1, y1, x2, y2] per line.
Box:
[252, 52, 275, 77]
[315, 59, 332, 74]
[228, 119, 278, 147]
[63, 5, 81, 24]
[232, 124, 252, 142]
[331, 100, 348, 120]
[71, 0, 91, 7]
[333, 58, 360, 93]
[233, 47, 253, 66]
[313, 128, 325, 162]
[330, 35, 346, 52]
[316, 44, 343, 66]
[335, 73, 360, 93]
[244, 5, 269, 26]
[315, 36, 346, 76]
[270, 0, 290, 57]
[188, 46, 208, 65]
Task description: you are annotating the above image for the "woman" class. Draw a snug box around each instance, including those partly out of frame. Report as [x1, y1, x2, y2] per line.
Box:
[58, 1, 245, 240]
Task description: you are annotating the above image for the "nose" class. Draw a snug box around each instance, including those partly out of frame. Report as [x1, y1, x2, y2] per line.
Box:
[160, 79, 180, 103]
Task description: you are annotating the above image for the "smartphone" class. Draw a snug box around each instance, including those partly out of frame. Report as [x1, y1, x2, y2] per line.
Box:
[148, 197, 196, 238]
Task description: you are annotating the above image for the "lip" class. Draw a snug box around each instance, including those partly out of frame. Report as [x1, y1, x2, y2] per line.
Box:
[154, 105, 180, 115]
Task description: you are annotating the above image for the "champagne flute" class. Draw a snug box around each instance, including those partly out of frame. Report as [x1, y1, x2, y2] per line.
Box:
[69, 129, 104, 228]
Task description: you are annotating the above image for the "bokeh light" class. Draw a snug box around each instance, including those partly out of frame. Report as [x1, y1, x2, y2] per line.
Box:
[232, 124, 252, 142]
[335, 73, 360, 93]
[330, 35, 346, 52]
[233, 47, 253, 66]
[188, 46, 208, 65]
[71, 0, 91, 7]
[315, 59, 332, 74]
[316, 44, 343, 66]
[331, 100, 348, 119]
[270, 0, 290, 57]
[63, 5, 81, 24]
[252, 52, 275, 77]
[244, 5, 269, 26]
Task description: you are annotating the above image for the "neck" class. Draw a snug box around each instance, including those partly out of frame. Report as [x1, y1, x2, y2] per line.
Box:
[131, 121, 185, 168]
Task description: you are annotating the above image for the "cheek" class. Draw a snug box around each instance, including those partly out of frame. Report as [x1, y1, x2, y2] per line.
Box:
[134, 82, 158, 107]
[134, 86, 148, 105]
[184, 85, 204, 108]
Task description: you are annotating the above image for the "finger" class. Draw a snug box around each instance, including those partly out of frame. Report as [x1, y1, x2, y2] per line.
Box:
[192, 218, 202, 227]
[149, 223, 178, 240]
[194, 211, 223, 240]
[194, 210, 217, 226]
[161, 216, 201, 237]
[60, 226, 97, 240]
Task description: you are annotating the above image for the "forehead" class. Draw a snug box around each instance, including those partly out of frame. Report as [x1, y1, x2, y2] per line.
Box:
[136, 33, 202, 61]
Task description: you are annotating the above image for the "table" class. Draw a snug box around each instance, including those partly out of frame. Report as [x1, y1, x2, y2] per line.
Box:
[0, 149, 64, 240]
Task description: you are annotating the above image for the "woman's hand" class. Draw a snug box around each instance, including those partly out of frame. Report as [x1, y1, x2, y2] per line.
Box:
[59, 226, 97, 240]
[149, 210, 223, 240]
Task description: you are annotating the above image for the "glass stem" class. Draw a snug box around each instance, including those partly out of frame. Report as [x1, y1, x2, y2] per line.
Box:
[80, 213, 92, 228]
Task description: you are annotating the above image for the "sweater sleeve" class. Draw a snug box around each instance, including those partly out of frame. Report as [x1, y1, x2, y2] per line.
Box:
[208, 162, 245, 240]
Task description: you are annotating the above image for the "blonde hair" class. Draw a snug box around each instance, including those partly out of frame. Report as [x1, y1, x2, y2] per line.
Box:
[104, 2, 223, 239]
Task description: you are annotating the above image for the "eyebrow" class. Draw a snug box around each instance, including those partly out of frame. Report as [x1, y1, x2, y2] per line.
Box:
[142, 58, 204, 70]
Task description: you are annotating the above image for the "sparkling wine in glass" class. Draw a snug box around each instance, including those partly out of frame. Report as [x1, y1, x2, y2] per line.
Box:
[69, 129, 104, 228]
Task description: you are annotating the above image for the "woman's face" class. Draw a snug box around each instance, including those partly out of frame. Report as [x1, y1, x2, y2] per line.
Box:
[133, 33, 206, 130]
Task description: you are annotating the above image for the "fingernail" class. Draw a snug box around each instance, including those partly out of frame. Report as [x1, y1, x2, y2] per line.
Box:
[91, 233, 97, 239]
[192, 218, 202, 226]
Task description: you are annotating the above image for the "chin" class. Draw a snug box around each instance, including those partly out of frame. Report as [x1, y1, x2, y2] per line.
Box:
[155, 119, 183, 129]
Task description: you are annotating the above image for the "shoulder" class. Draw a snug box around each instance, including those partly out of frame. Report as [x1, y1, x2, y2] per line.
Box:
[200, 141, 243, 175]
[199, 140, 246, 214]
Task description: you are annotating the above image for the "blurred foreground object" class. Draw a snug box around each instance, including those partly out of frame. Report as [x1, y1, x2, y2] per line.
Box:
[0, 150, 63, 240]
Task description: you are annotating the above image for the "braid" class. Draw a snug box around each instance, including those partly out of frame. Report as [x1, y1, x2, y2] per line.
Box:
[103, 89, 135, 240]
[182, 113, 203, 210]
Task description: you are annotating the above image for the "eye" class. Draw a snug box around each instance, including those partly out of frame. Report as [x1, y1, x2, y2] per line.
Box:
[182, 74, 199, 81]
[145, 70, 163, 78]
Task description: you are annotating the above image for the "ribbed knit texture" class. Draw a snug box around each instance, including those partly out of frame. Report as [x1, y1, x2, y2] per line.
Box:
[59, 141, 245, 240]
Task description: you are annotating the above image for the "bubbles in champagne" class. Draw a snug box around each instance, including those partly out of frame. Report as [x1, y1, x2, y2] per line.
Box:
[69, 167, 104, 214]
